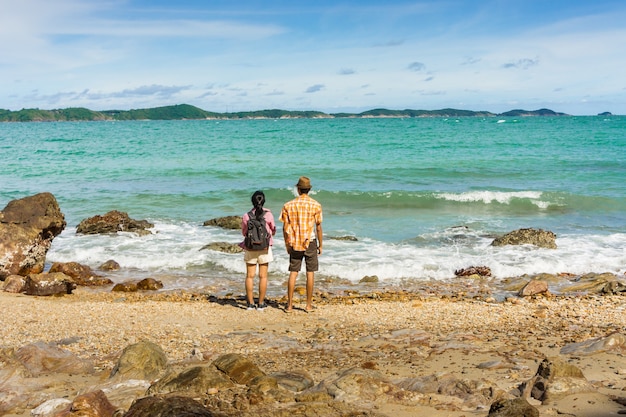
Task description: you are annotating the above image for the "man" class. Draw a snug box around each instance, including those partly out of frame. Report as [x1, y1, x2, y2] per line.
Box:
[280, 176, 323, 312]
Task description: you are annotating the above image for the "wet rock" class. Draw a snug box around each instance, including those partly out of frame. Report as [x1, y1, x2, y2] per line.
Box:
[213, 353, 265, 385]
[455, 266, 492, 277]
[0, 192, 66, 279]
[122, 395, 214, 417]
[488, 397, 539, 417]
[15, 341, 94, 376]
[518, 280, 549, 297]
[359, 275, 379, 283]
[147, 365, 234, 396]
[99, 259, 121, 271]
[137, 278, 163, 290]
[110, 340, 168, 382]
[1, 274, 26, 293]
[203, 216, 242, 230]
[201, 242, 243, 253]
[49, 261, 113, 286]
[560, 332, 626, 355]
[23, 272, 76, 296]
[113, 278, 163, 292]
[76, 210, 153, 235]
[112, 282, 138, 292]
[560, 272, 622, 294]
[491, 228, 557, 249]
[519, 357, 595, 403]
[55, 390, 118, 417]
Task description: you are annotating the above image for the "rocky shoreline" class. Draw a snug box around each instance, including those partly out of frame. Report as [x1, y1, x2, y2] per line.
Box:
[2, 287, 626, 417]
[3, 193, 626, 416]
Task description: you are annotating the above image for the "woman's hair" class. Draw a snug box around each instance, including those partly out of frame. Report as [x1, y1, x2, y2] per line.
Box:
[251, 190, 265, 218]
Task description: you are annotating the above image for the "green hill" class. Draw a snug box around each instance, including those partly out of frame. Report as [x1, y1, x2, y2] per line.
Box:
[0, 104, 571, 122]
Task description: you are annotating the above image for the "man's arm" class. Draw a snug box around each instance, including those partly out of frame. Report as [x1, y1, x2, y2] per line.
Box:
[316, 223, 323, 255]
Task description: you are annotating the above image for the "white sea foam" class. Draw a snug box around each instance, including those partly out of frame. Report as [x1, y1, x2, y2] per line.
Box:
[435, 190, 548, 207]
[46, 220, 626, 296]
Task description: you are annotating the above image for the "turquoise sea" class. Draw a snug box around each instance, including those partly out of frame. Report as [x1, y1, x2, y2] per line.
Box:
[1, 116, 625, 295]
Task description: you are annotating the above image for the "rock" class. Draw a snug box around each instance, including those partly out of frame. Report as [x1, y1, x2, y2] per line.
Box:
[299, 367, 406, 404]
[112, 282, 138, 292]
[30, 398, 73, 417]
[203, 216, 242, 230]
[76, 210, 153, 235]
[213, 353, 265, 385]
[560, 272, 622, 294]
[560, 332, 626, 355]
[123, 395, 214, 417]
[1, 274, 26, 293]
[15, 341, 94, 376]
[49, 261, 113, 286]
[99, 380, 151, 413]
[147, 365, 234, 396]
[359, 275, 379, 283]
[0, 192, 66, 279]
[455, 266, 492, 277]
[137, 278, 163, 290]
[201, 242, 243, 253]
[488, 397, 539, 417]
[270, 370, 315, 392]
[113, 278, 163, 292]
[491, 228, 557, 249]
[23, 272, 76, 296]
[99, 259, 121, 271]
[519, 357, 595, 403]
[397, 372, 506, 410]
[55, 390, 118, 417]
[518, 280, 549, 297]
[109, 340, 168, 382]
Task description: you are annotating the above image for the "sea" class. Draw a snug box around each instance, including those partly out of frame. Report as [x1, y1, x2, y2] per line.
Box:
[1, 116, 625, 297]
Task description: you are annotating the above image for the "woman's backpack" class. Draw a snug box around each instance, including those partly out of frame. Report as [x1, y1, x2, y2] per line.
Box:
[244, 210, 270, 250]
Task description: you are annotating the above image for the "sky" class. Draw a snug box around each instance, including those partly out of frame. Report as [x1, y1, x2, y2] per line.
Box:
[2, 0, 625, 115]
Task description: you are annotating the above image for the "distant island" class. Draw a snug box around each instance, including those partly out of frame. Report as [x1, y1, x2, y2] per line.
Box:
[0, 104, 576, 122]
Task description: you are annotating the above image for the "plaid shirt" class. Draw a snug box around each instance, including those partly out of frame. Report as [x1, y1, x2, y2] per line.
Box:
[280, 194, 323, 251]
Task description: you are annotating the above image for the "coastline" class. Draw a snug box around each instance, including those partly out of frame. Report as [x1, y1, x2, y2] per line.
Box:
[2, 287, 626, 416]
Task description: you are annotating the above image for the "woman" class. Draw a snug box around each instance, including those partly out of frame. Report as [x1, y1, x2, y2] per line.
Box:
[241, 190, 276, 310]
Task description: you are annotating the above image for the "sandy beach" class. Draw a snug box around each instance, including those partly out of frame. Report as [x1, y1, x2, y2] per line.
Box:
[2, 286, 626, 416]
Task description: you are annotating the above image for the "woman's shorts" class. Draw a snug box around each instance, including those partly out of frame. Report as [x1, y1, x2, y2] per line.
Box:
[244, 246, 273, 265]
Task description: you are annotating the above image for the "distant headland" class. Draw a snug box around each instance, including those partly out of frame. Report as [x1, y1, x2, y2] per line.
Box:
[0, 103, 607, 122]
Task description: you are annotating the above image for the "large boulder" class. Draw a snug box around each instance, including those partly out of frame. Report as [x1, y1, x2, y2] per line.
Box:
[0, 193, 66, 279]
[491, 228, 557, 249]
[76, 210, 153, 235]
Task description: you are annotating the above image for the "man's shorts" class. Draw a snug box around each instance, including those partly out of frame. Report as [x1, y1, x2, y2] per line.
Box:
[288, 241, 319, 272]
[244, 246, 274, 265]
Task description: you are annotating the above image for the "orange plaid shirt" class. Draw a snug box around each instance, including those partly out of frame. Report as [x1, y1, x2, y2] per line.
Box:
[280, 194, 323, 251]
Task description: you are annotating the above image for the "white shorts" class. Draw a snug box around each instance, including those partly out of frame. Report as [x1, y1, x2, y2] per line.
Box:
[244, 246, 273, 265]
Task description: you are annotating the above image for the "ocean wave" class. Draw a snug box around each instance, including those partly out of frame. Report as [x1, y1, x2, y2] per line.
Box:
[434, 190, 550, 208]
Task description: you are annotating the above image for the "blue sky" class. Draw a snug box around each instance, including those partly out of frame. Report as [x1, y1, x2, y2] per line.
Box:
[2, 0, 625, 115]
